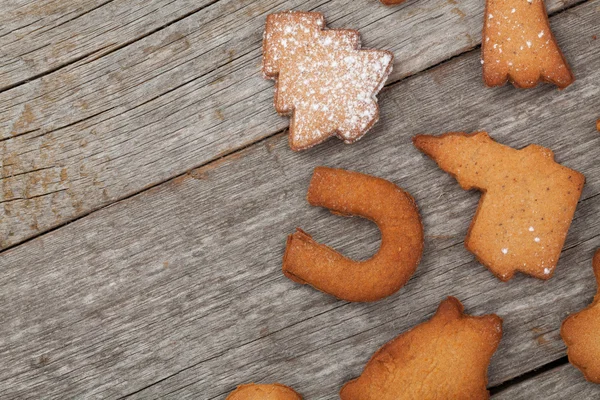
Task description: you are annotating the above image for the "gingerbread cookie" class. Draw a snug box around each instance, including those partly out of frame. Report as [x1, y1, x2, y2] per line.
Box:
[340, 297, 502, 399]
[414, 132, 584, 281]
[263, 12, 393, 151]
[380, 0, 406, 4]
[283, 167, 423, 302]
[561, 250, 600, 383]
[482, 0, 574, 88]
[227, 383, 302, 400]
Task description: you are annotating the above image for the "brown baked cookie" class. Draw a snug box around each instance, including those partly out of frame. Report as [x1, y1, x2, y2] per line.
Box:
[380, 0, 407, 4]
[263, 12, 393, 151]
[482, 0, 574, 88]
[340, 297, 502, 400]
[597, 119, 600, 131]
[227, 383, 302, 400]
[414, 132, 584, 281]
[283, 167, 423, 302]
[561, 250, 600, 383]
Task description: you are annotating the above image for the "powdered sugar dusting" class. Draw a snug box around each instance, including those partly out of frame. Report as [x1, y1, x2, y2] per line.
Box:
[482, 0, 573, 88]
[263, 11, 393, 149]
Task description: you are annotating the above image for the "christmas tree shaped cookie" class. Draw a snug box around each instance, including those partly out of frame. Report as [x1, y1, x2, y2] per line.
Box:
[414, 132, 584, 281]
[340, 297, 502, 399]
[263, 12, 393, 150]
[482, 0, 574, 88]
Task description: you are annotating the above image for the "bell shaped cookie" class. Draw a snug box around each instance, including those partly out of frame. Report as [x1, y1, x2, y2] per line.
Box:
[340, 297, 502, 400]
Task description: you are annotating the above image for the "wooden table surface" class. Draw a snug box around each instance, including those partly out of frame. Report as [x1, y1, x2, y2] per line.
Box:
[1, 0, 599, 398]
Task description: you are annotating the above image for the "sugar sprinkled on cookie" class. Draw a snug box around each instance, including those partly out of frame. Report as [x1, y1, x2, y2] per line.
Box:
[414, 132, 585, 281]
[263, 12, 393, 151]
[482, 0, 574, 88]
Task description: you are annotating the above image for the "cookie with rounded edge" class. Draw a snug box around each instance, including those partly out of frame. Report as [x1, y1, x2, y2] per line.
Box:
[414, 132, 584, 281]
[482, 0, 574, 88]
[263, 12, 393, 151]
[227, 383, 302, 400]
[340, 297, 502, 400]
[380, 0, 407, 4]
[561, 250, 600, 383]
[283, 167, 423, 302]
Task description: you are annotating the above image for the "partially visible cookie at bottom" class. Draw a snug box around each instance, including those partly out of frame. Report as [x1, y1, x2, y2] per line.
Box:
[340, 297, 502, 400]
[227, 383, 302, 400]
[380, 0, 407, 4]
[561, 250, 600, 383]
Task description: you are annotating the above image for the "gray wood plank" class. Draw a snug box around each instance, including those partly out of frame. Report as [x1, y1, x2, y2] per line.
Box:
[0, 0, 581, 249]
[492, 364, 600, 399]
[0, 0, 217, 89]
[0, 0, 598, 397]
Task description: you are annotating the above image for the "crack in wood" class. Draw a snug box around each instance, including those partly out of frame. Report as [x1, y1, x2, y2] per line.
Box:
[0, 0, 597, 396]
[489, 356, 569, 395]
[0, 0, 589, 254]
[49, 0, 118, 32]
[0, 0, 223, 94]
[0, 187, 67, 204]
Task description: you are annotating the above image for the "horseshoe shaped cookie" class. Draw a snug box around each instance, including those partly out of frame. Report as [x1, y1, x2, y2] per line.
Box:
[340, 297, 503, 400]
[561, 250, 600, 383]
[282, 167, 423, 302]
[227, 383, 302, 399]
[414, 132, 584, 281]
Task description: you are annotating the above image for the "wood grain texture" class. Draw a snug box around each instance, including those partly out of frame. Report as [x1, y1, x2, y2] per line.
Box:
[0, 0, 581, 249]
[0, 0, 217, 89]
[0, 0, 598, 397]
[493, 364, 600, 399]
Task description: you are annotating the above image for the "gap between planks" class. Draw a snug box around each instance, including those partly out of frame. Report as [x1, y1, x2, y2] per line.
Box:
[0, 0, 222, 93]
[0, 0, 590, 257]
[0, 0, 597, 396]
[70, 75, 600, 400]
[488, 356, 569, 396]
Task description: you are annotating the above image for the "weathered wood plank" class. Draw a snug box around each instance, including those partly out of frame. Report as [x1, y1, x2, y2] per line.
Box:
[492, 363, 599, 399]
[0, 0, 217, 89]
[0, 0, 580, 249]
[0, 0, 598, 397]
